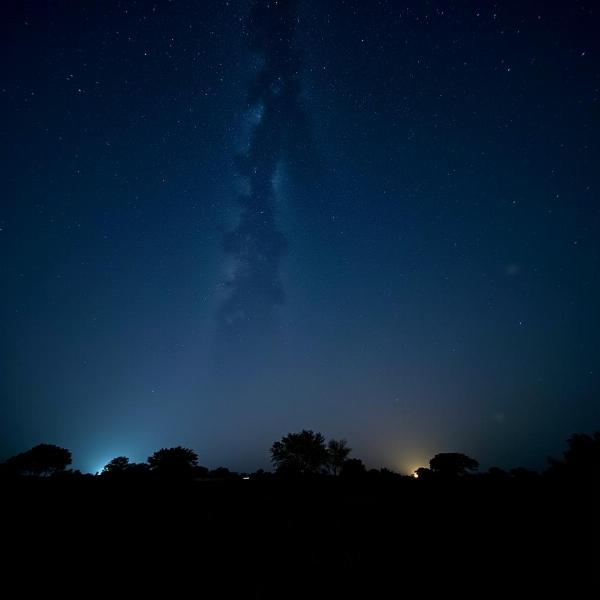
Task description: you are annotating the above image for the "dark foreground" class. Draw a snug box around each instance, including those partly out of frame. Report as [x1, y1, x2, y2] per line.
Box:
[3, 475, 595, 596]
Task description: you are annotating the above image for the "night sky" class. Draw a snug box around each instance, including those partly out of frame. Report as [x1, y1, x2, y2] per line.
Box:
[1, 0, 599, 474]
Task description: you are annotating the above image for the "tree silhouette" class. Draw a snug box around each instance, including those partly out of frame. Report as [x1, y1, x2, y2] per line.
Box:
[100, 456, 149, 480]
[327, 439, 351, 475]
[148, 446, 198, 478]
[5, 443, 71, 477]
[209, 466, 237, 480]
[564, 432, 600, 473]
[509, 467, 538, 481]
[415, 467, 433, 480]
[340, 458, 367, 478]
[193, 465, 209, 479]
[429, 453, 479, 477]
[487, 467, 510, 482]
[548, 431, 600, 480]
[271, 430, 329, 475]
[102, 456, 131, 475]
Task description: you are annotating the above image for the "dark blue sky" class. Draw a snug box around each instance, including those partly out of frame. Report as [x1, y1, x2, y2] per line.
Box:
[1, 0, 599, 474]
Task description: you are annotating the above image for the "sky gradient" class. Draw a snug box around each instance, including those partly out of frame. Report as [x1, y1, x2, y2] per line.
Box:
[1, 0, 599, 474]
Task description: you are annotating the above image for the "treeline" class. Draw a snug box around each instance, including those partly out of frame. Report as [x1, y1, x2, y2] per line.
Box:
[1, 429, 598, 484]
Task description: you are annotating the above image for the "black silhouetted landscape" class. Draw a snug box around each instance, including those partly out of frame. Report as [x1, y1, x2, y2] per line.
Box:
[2, 430, 597, 596]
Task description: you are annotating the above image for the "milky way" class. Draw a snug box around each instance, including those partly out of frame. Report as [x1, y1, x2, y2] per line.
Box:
[216, 0, 307, 346]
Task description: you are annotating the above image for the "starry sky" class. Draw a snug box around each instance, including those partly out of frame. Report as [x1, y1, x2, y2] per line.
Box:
[1, 0, 599, 474]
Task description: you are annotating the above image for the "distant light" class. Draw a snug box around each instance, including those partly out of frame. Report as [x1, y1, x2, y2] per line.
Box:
[412, 471, 419, 478]
[94, 461, 110, 475]
[243, 476, 250, 480]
